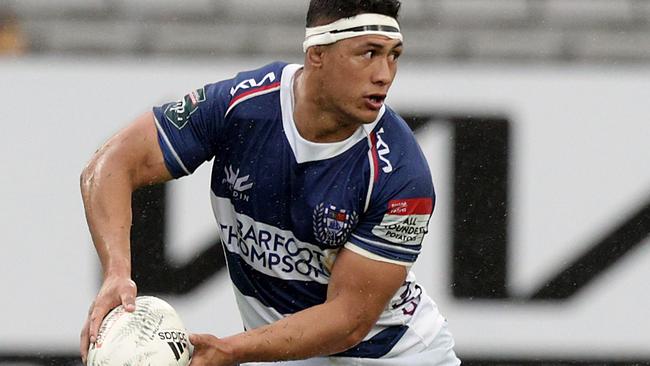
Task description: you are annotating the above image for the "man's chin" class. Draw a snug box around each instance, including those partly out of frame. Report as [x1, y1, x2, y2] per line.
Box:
[338, 106, 380, 126]
[360, 110, 381, 124]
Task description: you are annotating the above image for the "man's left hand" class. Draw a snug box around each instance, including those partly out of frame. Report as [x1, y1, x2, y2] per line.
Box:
[188, 333, 237, 366]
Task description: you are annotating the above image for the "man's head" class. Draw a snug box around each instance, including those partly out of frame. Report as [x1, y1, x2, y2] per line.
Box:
[302, 0, 403, 125]
[306, 0, 401, 27]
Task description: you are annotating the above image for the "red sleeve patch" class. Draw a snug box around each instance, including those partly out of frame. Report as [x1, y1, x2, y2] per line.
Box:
[387, 198, 433, 215]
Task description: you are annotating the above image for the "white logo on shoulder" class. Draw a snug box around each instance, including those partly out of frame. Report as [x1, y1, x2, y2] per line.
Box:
[229, 71, 276, 96]
[223, 165, 253, 201]
[376, 128, 393, 173]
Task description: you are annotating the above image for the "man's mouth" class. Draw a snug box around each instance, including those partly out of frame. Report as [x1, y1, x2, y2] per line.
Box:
[364, 94, 386, 110]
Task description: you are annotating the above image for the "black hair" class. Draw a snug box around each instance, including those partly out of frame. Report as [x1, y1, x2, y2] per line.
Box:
[306, 0, 401, 27]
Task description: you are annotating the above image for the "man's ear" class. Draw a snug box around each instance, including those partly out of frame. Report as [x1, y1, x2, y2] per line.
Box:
[305, 45, 325, 69]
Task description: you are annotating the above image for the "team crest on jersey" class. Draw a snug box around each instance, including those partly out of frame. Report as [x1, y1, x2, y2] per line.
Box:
[164, 87, 206, 130]
[313, 203, 358, 247]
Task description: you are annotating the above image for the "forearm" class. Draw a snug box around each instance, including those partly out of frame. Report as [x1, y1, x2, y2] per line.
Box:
[81, 151, 136, 278]
[222, 297, 371, 364]
[190, 248, 407, 365]
[81, 113, 171, 278]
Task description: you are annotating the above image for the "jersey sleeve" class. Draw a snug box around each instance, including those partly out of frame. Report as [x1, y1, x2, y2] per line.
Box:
[152, 79, 233, 178]
[346, 172, 435, 266]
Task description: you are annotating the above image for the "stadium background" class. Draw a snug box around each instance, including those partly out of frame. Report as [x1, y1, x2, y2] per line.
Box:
[1, 0, 649, 365]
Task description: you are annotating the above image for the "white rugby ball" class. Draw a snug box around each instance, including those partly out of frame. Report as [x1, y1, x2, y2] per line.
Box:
[87, 296, 192, 366]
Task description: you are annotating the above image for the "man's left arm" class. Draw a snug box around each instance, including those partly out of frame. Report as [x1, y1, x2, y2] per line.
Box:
[189, 247, 407, 365]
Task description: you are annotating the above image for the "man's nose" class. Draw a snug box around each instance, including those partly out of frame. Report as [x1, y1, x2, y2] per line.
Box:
[372, 57, 393, 86]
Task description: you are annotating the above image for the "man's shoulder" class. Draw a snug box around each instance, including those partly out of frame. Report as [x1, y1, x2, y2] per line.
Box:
[375, 106, 430, 171]
[378, 106, 415, 138]
[228, 61, 288, 100]
[366, 107, 435, 215]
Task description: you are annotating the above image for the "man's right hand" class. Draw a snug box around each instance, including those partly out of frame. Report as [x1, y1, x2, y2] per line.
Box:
[80, 276, 137, 364]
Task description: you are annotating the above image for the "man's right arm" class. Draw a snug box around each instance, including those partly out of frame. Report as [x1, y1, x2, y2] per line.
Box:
[79, 111, 173, 363]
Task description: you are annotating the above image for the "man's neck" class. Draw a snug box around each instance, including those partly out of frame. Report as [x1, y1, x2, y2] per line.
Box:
[292, 68, 361, 143]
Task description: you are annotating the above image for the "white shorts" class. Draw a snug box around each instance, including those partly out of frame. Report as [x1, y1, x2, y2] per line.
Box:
[243, 321, 460, 366]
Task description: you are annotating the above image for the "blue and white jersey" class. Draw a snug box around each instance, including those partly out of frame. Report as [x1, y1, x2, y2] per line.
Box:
[153, 62, 446, 360]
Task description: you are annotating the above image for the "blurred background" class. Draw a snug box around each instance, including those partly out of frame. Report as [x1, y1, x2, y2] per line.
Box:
[1, 0, 649, 365]
[3, 0, 650, 62]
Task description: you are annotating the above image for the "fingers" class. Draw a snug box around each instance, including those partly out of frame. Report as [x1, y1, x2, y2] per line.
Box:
[80, 317, 90, 365]
[187, 335, 207, 366]
[89, 278, 138, 341]
[120, 279, 137, 312]
[81, 278, 138, 365]
[120, 290, 136, 313]
[188, 334, 201, 366]
[189, 333, 205, 347]
[189, 333, 219, 346]
[188, 334, 227, 366]
[80, 300, 95, 361]
[88, 299, 114, 344]
[88, 306, 104, 344]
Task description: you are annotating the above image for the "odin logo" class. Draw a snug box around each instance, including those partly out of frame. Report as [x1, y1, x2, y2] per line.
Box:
[223, 165, 253, 201]
[229, 71, 276, 96]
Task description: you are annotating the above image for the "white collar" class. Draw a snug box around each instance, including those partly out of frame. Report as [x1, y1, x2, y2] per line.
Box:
[279, 64, 383, 164]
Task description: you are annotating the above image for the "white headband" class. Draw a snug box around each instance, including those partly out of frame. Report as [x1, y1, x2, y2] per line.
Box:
[303, 13, 402, 52]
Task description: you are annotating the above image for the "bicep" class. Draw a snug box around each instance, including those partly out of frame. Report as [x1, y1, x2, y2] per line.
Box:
[326, 247, 407, 331]
[90, 111, 173, 187]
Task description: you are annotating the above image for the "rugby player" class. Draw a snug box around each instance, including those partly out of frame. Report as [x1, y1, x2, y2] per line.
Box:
[80, 0, 460, 365]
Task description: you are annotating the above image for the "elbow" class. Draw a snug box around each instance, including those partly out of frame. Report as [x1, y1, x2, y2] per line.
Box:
[327, 297, 379, 353]
[80, 147, 104, 190]
[339, 318, 374, 352]
[80, 161, 95, 197]
[80, 153, 107, 198]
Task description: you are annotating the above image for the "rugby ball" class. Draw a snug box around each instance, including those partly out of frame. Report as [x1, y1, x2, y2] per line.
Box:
[87, 296, 192, 366]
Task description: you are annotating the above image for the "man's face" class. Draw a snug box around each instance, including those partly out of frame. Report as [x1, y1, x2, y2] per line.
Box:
[318, 35, 403, 125]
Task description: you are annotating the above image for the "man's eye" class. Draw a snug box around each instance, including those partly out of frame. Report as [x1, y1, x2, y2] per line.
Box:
[363, 51, 374, 59]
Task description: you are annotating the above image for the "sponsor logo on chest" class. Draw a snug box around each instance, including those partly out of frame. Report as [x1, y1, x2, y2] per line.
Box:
[213, 197, 338, 282]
